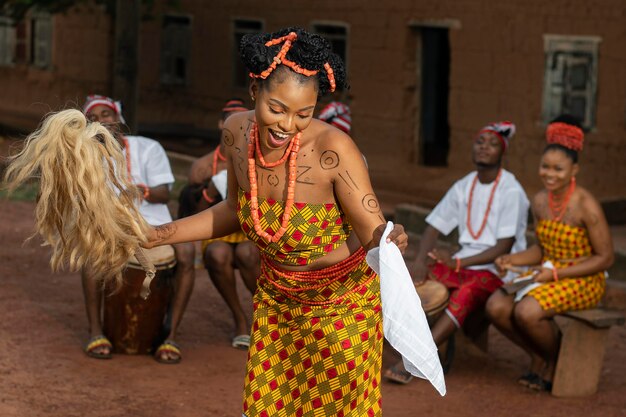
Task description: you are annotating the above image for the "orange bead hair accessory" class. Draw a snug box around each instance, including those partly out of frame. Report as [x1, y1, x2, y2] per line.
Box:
[546, 122, 584, 151]
[249, 31, 336, 92]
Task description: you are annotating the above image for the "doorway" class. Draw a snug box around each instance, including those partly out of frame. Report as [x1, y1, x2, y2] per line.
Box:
[418, 27, 450, 166]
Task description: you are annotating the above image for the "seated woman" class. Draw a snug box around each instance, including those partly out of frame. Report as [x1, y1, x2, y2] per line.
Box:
[485, 115, 614, 392]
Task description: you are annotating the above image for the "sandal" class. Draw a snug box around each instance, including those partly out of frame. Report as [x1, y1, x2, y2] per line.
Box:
[383, 362, 414, 385]
[527, 374, 553, 392]
[517, 372, 539, 387]
[154, 340, 182, 364]
[232, 334, 250, 350]
[84, 335, 113, 359]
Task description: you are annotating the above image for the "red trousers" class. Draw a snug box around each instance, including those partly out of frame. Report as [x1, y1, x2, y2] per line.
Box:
[429, 263, 502, 327]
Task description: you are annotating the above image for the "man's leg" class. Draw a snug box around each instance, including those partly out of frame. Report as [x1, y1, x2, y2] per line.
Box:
[156, 242, 196, 363]
[81, 269, 110, 357]
[233, 240, 260, 295]
[204, 241, 249, 339]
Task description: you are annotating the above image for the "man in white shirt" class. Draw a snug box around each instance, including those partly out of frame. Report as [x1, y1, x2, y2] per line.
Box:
[385, 121, 529, 383]
[81, 95, 194, 364]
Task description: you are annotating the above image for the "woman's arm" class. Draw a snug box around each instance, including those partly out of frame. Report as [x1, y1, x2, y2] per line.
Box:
[329, 134, 407, 252]
[555, 191, 614, 279]
[145, 131, 242, 248]
[146, 199, 240, 248]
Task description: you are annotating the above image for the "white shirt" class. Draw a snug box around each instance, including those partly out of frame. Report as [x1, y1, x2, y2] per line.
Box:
[426, 169, 529, 279]
[123, 135, 174, 226]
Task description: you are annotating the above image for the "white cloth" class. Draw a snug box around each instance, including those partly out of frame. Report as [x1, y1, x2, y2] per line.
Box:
[124, 135, 175, 226]
[211, 169, 228, 200]
[426, 169, 529, 281]
[366, 222, 446, 396]
[513, 261, 553, 302]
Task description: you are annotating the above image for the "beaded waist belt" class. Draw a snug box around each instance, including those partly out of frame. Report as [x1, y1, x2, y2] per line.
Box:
[261, 247, 376, 306]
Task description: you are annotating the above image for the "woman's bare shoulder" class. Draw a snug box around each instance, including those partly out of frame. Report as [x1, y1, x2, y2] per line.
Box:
[222, 111, 255, 147]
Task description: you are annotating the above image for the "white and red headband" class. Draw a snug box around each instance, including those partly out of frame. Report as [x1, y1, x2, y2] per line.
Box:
[83, 94, 125, 124]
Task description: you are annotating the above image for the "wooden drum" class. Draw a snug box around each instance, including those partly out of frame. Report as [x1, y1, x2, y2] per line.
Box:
[103, 245, 177, 354]
[415, 280, 449, 326]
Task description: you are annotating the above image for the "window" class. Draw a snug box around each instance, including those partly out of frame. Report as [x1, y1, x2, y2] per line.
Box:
[31, 12, 52, 68]
[542, 35, 600, 130]
[233, 19, 263, 88]
[160, 15, 192, 85]
[0, 17, 15, 66]
[311, 22, 348, 71]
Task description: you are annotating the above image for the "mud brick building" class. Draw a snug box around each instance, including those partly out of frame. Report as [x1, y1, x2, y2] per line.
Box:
[1, 0, 624, 210]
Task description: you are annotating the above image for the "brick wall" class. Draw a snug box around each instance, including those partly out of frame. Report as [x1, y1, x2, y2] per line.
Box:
[0, 0, 624, 203]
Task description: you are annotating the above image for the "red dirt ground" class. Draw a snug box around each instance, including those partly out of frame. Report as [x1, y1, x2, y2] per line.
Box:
[1, 199, 625, 417]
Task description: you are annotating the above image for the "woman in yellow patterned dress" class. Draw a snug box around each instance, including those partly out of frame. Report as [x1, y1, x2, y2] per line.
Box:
[146, 27, 408, 416]
[485, 115, 614, 392]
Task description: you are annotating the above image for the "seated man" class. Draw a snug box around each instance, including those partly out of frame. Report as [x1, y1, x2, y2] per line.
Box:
[183, 99, 260, 350]
[385, 121, 529, 383]
[318, 101, 351, 134]
[81, 94, 194, 364]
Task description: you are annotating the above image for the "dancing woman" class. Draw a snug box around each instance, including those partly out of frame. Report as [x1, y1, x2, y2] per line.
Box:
[485, 115, 614, 392]
[145, 27, 408, 416]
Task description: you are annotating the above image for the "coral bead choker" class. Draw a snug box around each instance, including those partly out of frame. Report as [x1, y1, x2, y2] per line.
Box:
[548, 177, 576, 222]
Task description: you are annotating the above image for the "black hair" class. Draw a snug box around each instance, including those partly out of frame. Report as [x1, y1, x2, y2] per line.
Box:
[177, 183, 203, 219]
[239, 27, 348, 97]
[543, 114, 581, 163]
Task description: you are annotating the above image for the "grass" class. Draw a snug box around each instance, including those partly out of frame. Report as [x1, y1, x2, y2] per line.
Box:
[0, 180, 39, 202]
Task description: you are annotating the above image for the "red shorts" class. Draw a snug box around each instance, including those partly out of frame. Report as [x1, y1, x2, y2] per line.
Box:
[429, 263, 502, 327]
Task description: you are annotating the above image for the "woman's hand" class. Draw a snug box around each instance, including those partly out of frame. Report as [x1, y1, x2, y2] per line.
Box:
[373, 223, 408, 254]
[428, 248, 454, 269]
[533, 267, 554, 283]
[141, 225, 158, 249]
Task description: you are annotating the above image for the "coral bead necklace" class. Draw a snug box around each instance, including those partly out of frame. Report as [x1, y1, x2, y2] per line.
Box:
[247, 122, 301, 243]
[548, 177, 576, 222]
[466, 169, 502, 240]
[212, 144, 227, 177]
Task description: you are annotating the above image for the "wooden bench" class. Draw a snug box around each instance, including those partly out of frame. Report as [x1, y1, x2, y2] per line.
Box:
[552, 308, 625, 397]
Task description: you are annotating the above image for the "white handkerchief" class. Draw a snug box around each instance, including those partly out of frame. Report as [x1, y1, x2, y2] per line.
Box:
[366, 222, 446, 396]
[211, 169, 228, 200]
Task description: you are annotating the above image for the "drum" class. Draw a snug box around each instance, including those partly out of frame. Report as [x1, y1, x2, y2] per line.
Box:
[415, 280, 449, 326]
[103, 245, 177, 354]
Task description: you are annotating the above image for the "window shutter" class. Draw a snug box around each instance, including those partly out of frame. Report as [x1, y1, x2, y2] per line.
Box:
[33, 15, 52, 68]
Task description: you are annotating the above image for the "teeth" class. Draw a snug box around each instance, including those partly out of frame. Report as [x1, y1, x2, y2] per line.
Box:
[271, 130, 289, 140]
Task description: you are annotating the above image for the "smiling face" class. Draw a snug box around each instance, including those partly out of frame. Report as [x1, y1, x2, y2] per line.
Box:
[250, 69, 318, 150]
[539, 148, 579, 192]
[472, 131, 503, 167]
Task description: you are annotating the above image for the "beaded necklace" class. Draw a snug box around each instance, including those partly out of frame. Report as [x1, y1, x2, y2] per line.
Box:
[122, 137, 132, 180]
[548, 177, 576, 222]
[247, 123, 301, 243]
[122, 137, 149, 199]
[466, 169, 502, 240]
[212, 145, 227, 177]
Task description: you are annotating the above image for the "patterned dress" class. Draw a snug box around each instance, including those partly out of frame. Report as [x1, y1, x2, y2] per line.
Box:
[237, 189, 383, 417]
[526, 219, 605, 312]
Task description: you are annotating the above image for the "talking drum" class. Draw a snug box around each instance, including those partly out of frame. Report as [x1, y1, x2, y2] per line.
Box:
[103, 245, 176, 354]
[414, 280, 449, 326]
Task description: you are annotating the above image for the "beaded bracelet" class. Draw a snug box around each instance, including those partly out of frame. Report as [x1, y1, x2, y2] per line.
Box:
[137, 183, 150, 200]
